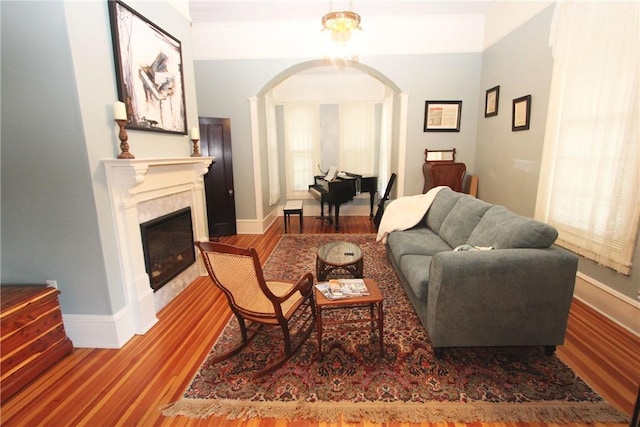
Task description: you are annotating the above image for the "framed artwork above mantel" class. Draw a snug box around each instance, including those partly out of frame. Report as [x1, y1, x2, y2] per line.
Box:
[108, 0, 187, 135]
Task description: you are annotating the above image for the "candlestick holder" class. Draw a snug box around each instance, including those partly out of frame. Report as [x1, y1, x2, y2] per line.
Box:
[191, 139, 202, 157]
[115, 119, 134, 159]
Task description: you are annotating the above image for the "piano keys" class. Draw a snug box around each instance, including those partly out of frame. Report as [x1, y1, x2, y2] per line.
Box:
[309, 172, 378, 231]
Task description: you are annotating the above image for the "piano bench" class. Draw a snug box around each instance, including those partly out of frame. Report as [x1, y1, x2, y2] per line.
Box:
[283, 200, 303, 233]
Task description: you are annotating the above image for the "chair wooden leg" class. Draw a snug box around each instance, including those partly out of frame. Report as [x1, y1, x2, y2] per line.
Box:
[281, 319, 292, 355]
[203, 297, 316, 380]
[252, 300, 316, 379]
[207, 315, 257, 365]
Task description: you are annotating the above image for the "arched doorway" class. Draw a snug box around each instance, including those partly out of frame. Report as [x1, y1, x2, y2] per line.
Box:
[249, 59, 408, 223]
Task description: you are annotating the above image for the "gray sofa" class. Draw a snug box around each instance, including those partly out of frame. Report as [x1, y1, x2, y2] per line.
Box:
[385, 187, 578, 354]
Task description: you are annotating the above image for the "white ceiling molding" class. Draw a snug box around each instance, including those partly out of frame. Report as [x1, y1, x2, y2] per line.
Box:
[188, 1, 492, 24]
[191, 14, 485, 60]
[189, 1, 554, 60]
[363, 14, 484, 55]
[192, 19, 324, 60]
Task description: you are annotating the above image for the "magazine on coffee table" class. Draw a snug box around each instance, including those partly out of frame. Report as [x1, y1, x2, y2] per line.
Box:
[315, 279, 369, 299]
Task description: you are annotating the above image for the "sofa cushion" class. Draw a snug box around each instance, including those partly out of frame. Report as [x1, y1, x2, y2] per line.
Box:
[467, 206, 559, 249]
[387, 227, 452, 266]
[399, 255, 432, 301]
[424, 188, 464, 233]
[438, 196, 492, 248]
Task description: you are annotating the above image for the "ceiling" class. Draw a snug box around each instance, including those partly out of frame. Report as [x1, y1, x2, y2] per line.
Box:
[188, 1, 495, 24]
[187, 0, 554, 59]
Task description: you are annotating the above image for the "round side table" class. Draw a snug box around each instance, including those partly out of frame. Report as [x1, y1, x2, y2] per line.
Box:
[316, 241, 363, 281]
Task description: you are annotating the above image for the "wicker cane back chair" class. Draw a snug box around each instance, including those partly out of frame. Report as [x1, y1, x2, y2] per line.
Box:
[195, 241, 316, 378]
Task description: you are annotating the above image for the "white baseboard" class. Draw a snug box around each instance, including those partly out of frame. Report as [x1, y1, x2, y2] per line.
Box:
[62, 306, 136, 348]
[236, 215, 276, 234]
[574, 272, 640, 337]
[235, 200, 373, 235]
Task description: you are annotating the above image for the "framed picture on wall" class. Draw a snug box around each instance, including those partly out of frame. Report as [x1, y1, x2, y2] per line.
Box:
[424, 100, 462, 132]
[484, 86, 500, 118]
[108, 0, 187, 134]
[512, 95, 531, 131]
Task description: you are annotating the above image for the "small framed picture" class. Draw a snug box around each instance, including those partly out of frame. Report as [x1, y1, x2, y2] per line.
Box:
[512, 95, 531, 131]
[424, 101, 462, 132]
[484, 86, 500, 118]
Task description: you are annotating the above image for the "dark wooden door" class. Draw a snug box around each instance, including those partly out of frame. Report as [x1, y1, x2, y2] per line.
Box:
[199, 117, 236, 236]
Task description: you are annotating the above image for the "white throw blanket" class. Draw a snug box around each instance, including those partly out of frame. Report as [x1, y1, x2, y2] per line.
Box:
[376, 186, 447, 244]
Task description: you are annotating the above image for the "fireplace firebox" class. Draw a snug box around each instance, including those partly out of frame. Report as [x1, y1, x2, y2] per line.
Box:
[140, 207, 196, 292]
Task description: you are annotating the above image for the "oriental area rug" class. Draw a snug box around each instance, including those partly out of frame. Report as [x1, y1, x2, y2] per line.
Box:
[163, 234, 628, 423]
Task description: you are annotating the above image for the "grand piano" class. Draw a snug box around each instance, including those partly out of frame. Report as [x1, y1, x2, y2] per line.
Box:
[309, 171, 378, 231]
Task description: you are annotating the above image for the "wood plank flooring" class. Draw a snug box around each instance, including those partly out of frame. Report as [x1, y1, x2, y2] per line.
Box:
[1, 215, 638, 426]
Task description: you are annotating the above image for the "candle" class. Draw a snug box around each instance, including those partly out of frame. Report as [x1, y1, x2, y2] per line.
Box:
[190, 126, 200, 140]
[113, 101, 127, 121]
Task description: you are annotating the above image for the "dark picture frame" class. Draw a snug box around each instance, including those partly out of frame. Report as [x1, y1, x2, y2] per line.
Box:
[512, 95, 531, 131]
[108, 0, 187, 134]
[424, 100, 462, 132]
[484, 86, 500, 118]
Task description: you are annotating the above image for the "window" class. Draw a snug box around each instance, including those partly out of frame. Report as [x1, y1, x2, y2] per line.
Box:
[535, 1, 639, 274]
[338, 102, 375, 175]
[283, 103, 320, 198]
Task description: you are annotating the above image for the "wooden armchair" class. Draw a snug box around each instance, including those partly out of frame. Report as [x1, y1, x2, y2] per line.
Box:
[195, 241, 316, 378]
[422, 148, 477, 196]
[422, 148, 466, 193]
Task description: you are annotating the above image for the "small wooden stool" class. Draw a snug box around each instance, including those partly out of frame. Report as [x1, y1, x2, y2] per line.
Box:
[283, 200, 303, 233]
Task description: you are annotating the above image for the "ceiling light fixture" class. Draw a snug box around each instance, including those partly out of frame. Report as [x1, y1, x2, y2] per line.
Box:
[321, 11, 361, 34]
[321, 2, 362, 61]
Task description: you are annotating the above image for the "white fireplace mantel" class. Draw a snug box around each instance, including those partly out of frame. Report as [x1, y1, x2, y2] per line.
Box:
[103, 157, 214, 341]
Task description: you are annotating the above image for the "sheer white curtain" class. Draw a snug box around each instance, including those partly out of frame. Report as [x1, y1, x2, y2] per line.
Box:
[265, 94, 280, 205]
[283, 102, 320, 198]
[338, 101, 375, 175]
[535, 1, 640, 274]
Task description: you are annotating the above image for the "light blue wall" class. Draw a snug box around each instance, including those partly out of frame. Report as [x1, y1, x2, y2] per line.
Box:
[364, 54, 482, 196]
[475, 4, 639, 300]
[195, 58, 302, 220]
[194, 53, 482, 219]
[1, 0, 200, 315]
[475, 4, 554, 216]
[2, 0, 635, 320]
[1, 1, 112, 314]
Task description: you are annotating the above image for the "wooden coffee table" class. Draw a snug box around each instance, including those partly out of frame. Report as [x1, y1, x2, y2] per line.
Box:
[316, 241, 363, 281]
[314, 278, 384, 358]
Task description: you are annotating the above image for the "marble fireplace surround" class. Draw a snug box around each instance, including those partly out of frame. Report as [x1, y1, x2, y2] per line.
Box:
[103, 157, 214, 346]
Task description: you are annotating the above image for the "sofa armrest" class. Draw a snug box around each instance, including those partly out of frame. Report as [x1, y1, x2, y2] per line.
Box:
[427, 246, 578, 348]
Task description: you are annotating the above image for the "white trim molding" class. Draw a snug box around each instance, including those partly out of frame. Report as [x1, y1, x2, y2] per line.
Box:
[574, 272, 640, 337]
[396, 93, 410, 197]
[249, 96, 264, 221]
[102, 157, 214, 346]
[62, 307, 132, 349]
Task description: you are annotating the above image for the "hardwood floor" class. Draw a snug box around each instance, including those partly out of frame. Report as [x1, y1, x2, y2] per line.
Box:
[1, 216, 638, 426]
